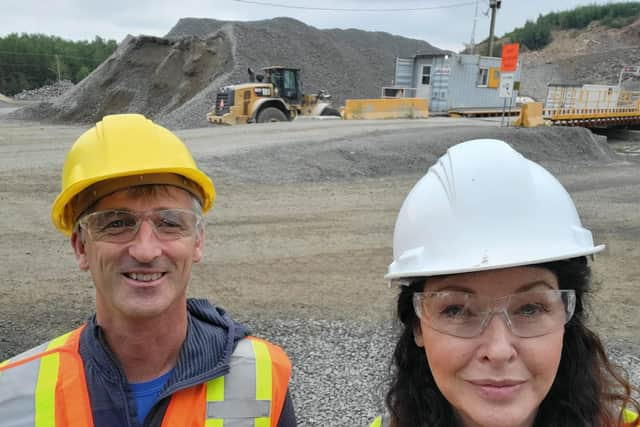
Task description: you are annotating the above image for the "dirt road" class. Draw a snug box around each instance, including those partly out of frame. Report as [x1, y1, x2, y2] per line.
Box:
[1, 115, 638, 378]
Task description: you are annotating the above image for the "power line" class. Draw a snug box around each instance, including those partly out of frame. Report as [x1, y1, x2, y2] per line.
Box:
[0, 63, 54, 68]
[0, 50, 98, 61]
[229, 0, 476, 12]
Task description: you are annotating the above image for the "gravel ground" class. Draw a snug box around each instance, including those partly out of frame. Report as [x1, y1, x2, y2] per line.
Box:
[0, 118, 637, 426]
[245, 318, 395, 426]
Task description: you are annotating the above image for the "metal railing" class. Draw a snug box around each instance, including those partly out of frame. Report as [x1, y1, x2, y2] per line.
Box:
[543, 86, 640, 119]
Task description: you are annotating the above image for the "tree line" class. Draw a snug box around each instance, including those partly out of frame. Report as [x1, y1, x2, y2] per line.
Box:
[505, 2, 640, 51]
[0, 33, 117, 96]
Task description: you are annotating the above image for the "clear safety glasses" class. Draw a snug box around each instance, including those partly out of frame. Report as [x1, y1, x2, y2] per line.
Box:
[77, 209, 202, 243]
[413, 289, 576, 338]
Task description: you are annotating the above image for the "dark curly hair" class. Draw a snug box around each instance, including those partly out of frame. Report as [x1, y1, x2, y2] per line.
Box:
[385, 257, 640, 427]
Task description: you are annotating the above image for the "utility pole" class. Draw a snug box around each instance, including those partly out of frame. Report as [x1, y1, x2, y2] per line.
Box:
[55, 54, 61, 82]
[488, 0, 501, 57]
[469, 0, 479, 54]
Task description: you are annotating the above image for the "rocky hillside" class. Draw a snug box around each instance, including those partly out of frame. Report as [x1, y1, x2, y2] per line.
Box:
[13, 17, 444, 128]
[518, 17, 640, 101]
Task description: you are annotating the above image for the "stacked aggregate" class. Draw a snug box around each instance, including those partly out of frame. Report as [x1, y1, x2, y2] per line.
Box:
[163, 17, 445, 129]
[11, 34, 234, 126]
[13, 80, 74, 101]
[11, 17, 443, 129]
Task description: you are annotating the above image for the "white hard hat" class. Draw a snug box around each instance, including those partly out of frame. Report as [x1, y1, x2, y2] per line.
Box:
[386, 139, 605, 281]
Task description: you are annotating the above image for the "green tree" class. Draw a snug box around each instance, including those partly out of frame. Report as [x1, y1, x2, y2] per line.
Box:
[0, 33, 117, 96]
[501, 2, 640, 51]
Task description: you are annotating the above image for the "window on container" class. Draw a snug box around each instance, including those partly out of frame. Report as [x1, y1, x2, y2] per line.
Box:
[477, 67, 489, 87]
[421, 65, 431, 85]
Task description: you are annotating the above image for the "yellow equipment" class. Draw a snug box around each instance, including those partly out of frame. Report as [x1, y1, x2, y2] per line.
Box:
[207, 67, 341, 125]
[51, 114, 215, 235]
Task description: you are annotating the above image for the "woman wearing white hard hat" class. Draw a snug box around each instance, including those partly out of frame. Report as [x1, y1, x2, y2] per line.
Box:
[370, 139, 639, 427]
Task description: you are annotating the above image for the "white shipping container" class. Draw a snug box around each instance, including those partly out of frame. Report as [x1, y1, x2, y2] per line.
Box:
[545, 84, 621, 111]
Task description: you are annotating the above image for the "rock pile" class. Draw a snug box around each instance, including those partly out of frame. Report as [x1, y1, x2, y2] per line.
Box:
[12, 17, 443, 128]
[13, 80, 75, 101]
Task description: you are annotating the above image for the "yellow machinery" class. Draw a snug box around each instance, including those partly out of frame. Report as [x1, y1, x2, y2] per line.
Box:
[207, 67, 341, 124]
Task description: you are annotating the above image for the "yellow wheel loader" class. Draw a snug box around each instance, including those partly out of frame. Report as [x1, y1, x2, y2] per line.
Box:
[207, 66, 341, 125]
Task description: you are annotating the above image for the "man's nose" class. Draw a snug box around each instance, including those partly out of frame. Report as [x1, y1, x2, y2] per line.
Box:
[127, 220, 162, 262]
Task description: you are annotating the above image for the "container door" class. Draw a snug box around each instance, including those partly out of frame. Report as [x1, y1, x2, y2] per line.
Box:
[430, 57, 450, 112]
[416, 64, 432, 100]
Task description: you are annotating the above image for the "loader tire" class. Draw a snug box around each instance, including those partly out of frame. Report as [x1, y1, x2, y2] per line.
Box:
[257, 107, 288, 123]
[321, 107, 341, 118]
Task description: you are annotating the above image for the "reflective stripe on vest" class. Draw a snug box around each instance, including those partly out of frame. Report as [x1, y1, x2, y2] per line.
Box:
[161, 336, 291, 427]
[368, 416, 382, 427]
[623, 408, 640, 426]
[1, 330, 290, 427]
[0, 326, 94, 427]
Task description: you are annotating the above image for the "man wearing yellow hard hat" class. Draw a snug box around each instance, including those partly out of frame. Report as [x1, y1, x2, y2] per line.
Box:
[0, 114, 297, 426]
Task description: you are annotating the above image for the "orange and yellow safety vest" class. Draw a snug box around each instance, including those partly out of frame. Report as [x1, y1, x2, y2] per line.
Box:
[0, 325, 291, 427]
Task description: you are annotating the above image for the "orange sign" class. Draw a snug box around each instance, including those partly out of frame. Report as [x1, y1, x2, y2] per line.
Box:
[500, 43, 519, 72]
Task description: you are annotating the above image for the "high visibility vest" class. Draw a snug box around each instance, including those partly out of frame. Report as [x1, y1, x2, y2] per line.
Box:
[0, 326, 291, 427]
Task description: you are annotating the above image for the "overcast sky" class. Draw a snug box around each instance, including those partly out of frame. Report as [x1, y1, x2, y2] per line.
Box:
[1, 0, 634, 52]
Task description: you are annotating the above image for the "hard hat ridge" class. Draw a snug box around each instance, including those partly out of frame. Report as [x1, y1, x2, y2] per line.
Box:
[386, 139, 605, 281]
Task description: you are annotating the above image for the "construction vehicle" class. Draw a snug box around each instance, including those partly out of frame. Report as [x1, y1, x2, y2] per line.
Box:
[207, 66, 341, 125]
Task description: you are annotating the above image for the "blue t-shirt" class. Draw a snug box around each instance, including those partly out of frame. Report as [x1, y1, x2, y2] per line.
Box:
[130, 369, 173, 424]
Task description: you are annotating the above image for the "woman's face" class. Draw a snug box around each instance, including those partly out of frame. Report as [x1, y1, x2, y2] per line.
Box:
[414, 266, 564, 427]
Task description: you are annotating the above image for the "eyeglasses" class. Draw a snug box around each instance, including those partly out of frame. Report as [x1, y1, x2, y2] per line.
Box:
[77, 209, 202, 243]
[413, 289, 576, 338]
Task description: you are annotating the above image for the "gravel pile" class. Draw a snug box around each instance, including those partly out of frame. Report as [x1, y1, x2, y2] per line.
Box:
[10, 17, 443, 129]
[13, 79, 74, 101]
[198, 125, 617, 185]
[242, 318, 640, 426]
[161, 17, 444, 129]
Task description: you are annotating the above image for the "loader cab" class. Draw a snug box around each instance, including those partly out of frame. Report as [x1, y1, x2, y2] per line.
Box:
[263, 67, 302, 105]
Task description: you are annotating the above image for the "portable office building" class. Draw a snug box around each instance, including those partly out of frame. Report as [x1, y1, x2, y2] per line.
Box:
[393, 52, 521, 112]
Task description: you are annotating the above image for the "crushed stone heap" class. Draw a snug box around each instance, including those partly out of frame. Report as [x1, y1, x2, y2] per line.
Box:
[12, 17, 444, 128]
[12, 33, 233, 127]
[14, 80, 75, 101]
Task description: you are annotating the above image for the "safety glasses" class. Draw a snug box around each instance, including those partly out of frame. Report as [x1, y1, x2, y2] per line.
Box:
[77, 208, 202, 243]
[413, 289, 576, 338]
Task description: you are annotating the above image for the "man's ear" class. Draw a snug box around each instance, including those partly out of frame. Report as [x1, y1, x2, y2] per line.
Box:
[414, 324, 425, 347]
[71, 231, 90, 271]
[192, 226, 205, 263]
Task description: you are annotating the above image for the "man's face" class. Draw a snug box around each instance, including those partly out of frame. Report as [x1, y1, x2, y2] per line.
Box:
[71, 186, 204, 322]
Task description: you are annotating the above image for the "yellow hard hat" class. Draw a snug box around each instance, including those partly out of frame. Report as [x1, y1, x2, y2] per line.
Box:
[51, 114, 215, 235]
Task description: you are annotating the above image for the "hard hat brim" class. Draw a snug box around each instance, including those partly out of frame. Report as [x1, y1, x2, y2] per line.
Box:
[51, 167, 214, 236]
[385, 244, 606, 282]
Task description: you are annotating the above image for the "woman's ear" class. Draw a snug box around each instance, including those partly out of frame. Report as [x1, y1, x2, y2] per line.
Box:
[414, 325, 424, 347]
